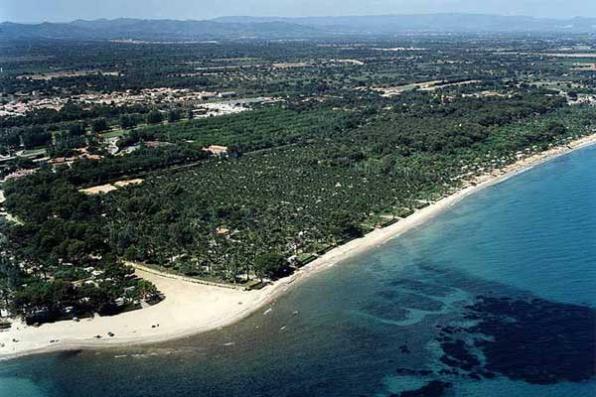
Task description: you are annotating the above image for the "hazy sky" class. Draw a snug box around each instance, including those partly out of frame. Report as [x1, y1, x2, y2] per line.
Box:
[2, 0, 594, 23]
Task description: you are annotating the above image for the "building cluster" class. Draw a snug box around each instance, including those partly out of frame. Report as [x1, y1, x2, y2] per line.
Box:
[0, 88, 240, 118]
[0, 95, 67, 117]
[569, 94, 596, 106]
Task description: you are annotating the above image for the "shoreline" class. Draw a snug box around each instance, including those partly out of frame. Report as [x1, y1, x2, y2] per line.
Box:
[1, 133, 595, 361]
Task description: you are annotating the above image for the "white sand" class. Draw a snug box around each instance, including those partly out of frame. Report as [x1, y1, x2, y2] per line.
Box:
[80, 178, 144, 195]
[113, 178, 144, 188]
[80, 184, 118, 195]
[0, 268, 270, 359]
[1, 133, 595, 360]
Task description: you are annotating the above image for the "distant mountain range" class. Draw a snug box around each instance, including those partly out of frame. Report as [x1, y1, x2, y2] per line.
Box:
[0, 19, 322, 41]
[1, 14, 595, 41]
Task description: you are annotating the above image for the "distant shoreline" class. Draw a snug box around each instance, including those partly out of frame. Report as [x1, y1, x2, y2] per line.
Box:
[1, 133, 595, 361]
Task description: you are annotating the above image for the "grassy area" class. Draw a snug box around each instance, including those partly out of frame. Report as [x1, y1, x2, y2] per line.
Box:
[100, 129, 129, 138]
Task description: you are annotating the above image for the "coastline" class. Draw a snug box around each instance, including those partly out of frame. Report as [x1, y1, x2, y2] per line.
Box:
[1, 133, 595, 361]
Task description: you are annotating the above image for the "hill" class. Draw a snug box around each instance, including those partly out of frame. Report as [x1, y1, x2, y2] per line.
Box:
[1, 14, 595, 42]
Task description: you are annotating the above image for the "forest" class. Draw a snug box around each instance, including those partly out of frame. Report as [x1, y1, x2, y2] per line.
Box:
[0, 35, 595, 323]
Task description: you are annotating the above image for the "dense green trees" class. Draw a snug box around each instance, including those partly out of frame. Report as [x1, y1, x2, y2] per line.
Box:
[1, 35, 594, 323]
[147, 111, 163, 125]
[254, 253, 288, 281]
[68, 123, 86, 136]
[20, 127, 52, 148]
[63, 145, 208, 186]
[88, 103, 592, 283]
[91, 118, 108, 133]
[0, 102, 150, 130]
[0, 255, 21, 314]
[135, 106, 354, 152]
[2, 95, 593, 316]
[168, 109, 182, 123]
[1, 171, 158, 323]
[119, 114, 138, 130]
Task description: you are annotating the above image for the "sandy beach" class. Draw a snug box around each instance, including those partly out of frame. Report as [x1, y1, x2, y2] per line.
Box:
[1, 133, 595, 360]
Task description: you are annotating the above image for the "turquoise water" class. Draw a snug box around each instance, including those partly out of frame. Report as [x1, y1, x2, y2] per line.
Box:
[1, 146, 595, 397]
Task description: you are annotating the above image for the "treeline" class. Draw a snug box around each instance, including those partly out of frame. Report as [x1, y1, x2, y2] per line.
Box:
[0, 102, 152, 129]
[0, 102, 591, 321]
[63, 145, 208, 186]
[4, 93, 584, 290]
[2, 171, 159, 324]
[1, 35, 594, 323]
[3, 35, 587, 98]
[100, 104, 592, 283]
[0, 102, 154, 151]
[129, 105, 361, 152]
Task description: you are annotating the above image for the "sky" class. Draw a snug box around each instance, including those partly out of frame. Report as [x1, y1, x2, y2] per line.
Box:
[1, 0, 594, 23]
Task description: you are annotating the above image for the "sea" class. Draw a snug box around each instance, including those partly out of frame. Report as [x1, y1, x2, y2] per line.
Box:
[1, 145, 595, 397]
